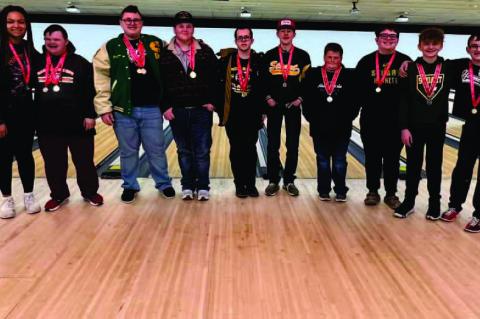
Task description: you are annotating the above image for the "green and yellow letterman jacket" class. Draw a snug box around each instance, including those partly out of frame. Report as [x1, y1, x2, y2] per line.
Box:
[92, 33, 164, 116]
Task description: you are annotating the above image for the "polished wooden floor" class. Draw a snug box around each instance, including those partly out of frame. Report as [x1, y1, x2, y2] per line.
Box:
[1, 178, 480, 318]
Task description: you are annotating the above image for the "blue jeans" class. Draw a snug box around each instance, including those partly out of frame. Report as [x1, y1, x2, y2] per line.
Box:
[113, 107, 172, 191]
[312, 133, 350, 195]
[170, 107, 212, 190]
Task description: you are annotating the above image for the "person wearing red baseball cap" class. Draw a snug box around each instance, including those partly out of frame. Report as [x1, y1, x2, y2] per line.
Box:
[261, 18, 311, 197]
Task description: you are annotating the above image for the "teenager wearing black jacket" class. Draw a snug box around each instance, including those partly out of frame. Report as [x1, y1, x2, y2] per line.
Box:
[355, 26, 411, 209]
[302, 43, 357, 201]
[0, 5, 41, 218]
[33, 25, 103, 212]
[218, 28, 263, 198]
[261, 18, 311, 197]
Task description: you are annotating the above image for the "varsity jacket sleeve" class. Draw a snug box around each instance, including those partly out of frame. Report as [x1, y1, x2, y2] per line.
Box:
[92, 43, 113, 115]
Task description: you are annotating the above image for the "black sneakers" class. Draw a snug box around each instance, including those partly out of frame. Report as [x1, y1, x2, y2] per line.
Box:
[265, 183, 280, 196]
[283, 183, 299, 196]
[393, 200, 415, 218]
[121, 189, 138, 203]
[246, 185, 259, 197]
[160, 186, 176, 199]
[235, 186, 248, 198]
[425, 202, 441, 221]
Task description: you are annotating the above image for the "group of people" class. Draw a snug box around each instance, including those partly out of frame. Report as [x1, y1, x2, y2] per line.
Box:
[1, 5, 479, 233]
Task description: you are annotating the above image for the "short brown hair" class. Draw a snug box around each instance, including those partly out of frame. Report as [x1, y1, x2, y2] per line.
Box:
[419, 27, 444, 45]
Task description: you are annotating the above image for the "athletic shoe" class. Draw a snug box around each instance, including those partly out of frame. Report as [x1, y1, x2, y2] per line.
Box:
[246, 185, 259, 198]
[197, 189, 210, 201]
[83, 193, 104, 206]
[235, 186, 248, 198]
[121, 189, 138, 203]
[426, 203, 441, 221]
[464, 217, 480, 233]
[384, 195, 401, 210]
[319, 193, 331, 201]
[283, 183, 299, 196]
[182, 189, 194, 200]
[44, 198, 68, 212]
[265, 183, 280, 196]
[24, 192, 41, 214]
[0, 197, 15, 219]
[364, 192, 380, 205]
[335, 194, 347, 202]
[441, 208, 460, 222]
[160, 186, 176, 199]
[393, 200, 415, 218]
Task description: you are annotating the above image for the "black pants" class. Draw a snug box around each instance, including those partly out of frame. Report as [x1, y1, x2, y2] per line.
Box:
[0, 126, 35, 196]
[312, 132, 350, 195]
[226, 121, 259, 188]
[266, 105, 301, 184]
[405, 124, 446, 203]
[448, 122, 480, 217]
[38, 135, 99, 200]
[360, 127, 403, 195]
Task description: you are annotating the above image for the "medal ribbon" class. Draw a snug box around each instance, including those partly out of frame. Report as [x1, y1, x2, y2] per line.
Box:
[417, 63, 442, 99]
[469, 61, 480, 109]
[123, 35, 145, 68]
[189, 41, 196, 73]
[278, 45, 294, 83]
[375, 51, 396, 87]
[321, 66, 342, 96]
[45, 52, 67, 86]
[9, 41, 30, 85]
[236, 53, 251, 93]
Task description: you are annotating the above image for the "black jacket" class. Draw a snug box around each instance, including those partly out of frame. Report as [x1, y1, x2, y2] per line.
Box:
[32, 49, 96, 136]
[159, 39, 220, 112]
[302, 66, 357, 137]
[450, 58, 480, 123]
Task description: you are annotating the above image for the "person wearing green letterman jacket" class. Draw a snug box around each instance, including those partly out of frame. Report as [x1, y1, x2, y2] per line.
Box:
[93, 5, 174, 203]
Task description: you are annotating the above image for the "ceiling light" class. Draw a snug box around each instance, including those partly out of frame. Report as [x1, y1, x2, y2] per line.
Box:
[350, 1, 360, 15]
[395, 13, 409, 23]
[66, 2, 81, 14]
[240, 7, 251, 18]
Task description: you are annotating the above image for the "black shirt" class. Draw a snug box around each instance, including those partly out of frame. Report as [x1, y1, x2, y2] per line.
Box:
[128, 39, 159, 107]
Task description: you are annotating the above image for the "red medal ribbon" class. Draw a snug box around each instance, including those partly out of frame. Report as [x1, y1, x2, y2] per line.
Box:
[8, 41, 30, 85]
[375, 51, 396, 88]
[469, 61, 480, 109]
[123, 35, 145, 68]
[416, 63, 442, 99]
[278, 45, 294, 83]
[45, 52, 67, 86]
[189, 41, 196, 73]
[321, 66, 342, 96]
[236, 53, 251, 93]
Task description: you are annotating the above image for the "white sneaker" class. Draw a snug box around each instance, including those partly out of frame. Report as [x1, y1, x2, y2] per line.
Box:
[0, 197, 16, 219]
[182, 189, 194, 200]
[24, 192, 41, 214]
[197, 189, 209, 201]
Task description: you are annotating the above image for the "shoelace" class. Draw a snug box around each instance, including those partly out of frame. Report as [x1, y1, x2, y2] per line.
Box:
[25, 194, 35, 206]
[446, 208, 457, 217]
[3, 198, 14, 209]
[470, 217, 480, 226]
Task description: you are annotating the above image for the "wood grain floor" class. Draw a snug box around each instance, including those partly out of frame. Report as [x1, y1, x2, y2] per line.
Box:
[1, 178, 480, 318]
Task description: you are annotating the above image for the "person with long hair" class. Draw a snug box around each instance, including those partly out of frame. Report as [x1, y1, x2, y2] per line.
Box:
[0, 5, 40, 218]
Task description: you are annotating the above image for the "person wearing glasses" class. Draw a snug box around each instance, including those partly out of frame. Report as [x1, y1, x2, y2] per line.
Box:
[93, 5, 174, 203]
[354, 26, 411, 209]
[218, 27, 263, 198]
[261, 18, 311, 197]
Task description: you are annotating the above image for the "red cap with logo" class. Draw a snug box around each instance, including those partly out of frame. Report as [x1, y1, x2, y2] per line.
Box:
[277, 18, 296, 31]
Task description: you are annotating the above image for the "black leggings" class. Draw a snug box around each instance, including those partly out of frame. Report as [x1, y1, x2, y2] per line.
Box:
[0, 127, 35, 195]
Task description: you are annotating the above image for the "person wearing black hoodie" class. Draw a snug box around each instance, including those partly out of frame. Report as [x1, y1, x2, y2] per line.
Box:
[395, 27, 451, 220]
[302, 43, 357, 202]
[0, 5, 41, 218]
[33, 25, 103, 212]
[355, 26, 411, 209]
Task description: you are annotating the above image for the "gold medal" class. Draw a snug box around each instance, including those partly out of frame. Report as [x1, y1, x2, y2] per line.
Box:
[43, 87, 49, 93]
[53, 85, 60, 92]
[473, 109, 478, 114]
[241, 92, 248, 98]
[327, 96, 333, 103]
[190, 71, 197, 79]
[375, 87, 381, 93]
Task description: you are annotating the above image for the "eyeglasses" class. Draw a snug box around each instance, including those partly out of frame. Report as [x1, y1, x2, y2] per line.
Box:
[121, 18, 142, 25]
[378, 34, 398, 40]
[236, 36, 251, 42]
[469, 44, 480, 50]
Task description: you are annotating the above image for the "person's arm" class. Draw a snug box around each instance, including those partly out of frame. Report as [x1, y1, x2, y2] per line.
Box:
[399, 64, 413, 147]
[92, 44, 114, 125]
[300, 67, 314, 122]
[82, 59, 97, 130]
